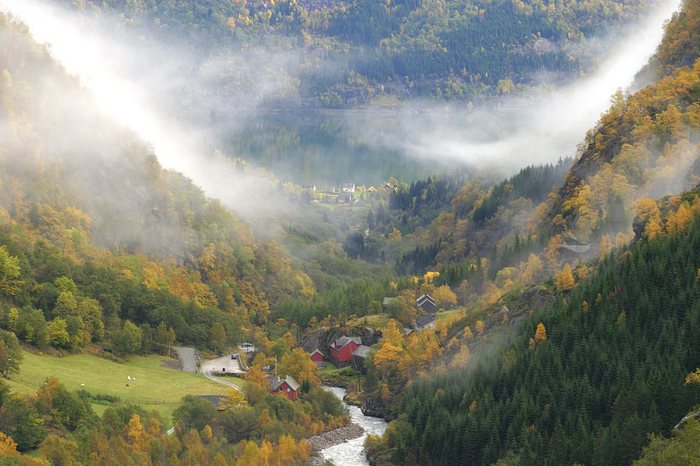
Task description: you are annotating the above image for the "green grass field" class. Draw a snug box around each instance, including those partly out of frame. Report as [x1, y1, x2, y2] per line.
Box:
[437, 309, 465, 320]
[4, 351, 232, 424]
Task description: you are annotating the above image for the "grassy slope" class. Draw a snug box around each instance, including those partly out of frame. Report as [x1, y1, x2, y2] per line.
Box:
[5, 351, 234, 424]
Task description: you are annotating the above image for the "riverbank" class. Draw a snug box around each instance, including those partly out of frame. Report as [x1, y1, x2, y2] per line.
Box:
[317, 386, 388, 466]
[309, 423, 365, 465]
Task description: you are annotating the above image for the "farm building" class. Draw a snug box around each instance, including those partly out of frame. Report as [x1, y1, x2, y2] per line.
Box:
[270, 375, 300, 401]
[329, 336, 362, 364]
[416, 294, 438, 314]
[351, 345, 371, 373]
[416, 314, 436, 330]
[197, 395, 227, 411]
[309, 349, 325, 366]
[382, 297, 398, 309]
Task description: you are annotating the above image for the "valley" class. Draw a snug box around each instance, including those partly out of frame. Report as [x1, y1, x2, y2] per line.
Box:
[0, 0, 699, 465]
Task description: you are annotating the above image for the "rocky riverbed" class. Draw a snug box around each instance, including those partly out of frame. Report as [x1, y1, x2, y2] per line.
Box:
[314, 387, 388, 466]
[308, 423, 365, 451]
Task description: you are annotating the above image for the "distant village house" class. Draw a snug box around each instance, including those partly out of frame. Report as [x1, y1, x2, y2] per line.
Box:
[198, 395, 227, 411]
[329, 336, 362, 364]
[416, 294, 438, 314]
[415, 314, 436, 330]
[382, 297, 398, 310]
[270, 375, 300, 401]
[309, 349, 326, 367]
[351, 345, 371, 373]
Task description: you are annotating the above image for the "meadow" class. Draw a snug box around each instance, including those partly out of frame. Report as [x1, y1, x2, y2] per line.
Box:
[5, 351, 231, 423]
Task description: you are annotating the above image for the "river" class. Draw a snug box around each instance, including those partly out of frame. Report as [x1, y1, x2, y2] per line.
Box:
[320, 387, 388, 466]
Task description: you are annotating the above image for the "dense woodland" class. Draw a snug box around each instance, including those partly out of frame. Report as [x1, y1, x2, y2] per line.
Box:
[367, 202, 700, 465]
[0, 372, 343, 464]
[364, 0, 700, 463]
[54, 0, 651, 106]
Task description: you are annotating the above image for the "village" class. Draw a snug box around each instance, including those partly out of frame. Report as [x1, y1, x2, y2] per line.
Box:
[193, 293, 443, 407]
[302, 182, 381, 205]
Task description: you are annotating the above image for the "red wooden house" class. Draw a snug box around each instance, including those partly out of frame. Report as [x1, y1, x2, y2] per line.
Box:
[270, 376, 300, 401]
[310, 349, 325, 363]
[329, 336, 362, 364]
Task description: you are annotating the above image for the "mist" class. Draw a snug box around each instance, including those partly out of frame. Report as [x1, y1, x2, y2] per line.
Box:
[368, 0, 682, 175]
[0, 0, 683, 219]
[0, 0, 297, 222]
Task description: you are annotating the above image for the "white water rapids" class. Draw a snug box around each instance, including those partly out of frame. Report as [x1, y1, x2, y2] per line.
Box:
[322, 387, 388, 466]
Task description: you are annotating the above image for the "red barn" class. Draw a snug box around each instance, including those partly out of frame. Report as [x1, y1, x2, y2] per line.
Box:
[310, 349, 325, 363]
[329, 336, 362, 364]
[271, 376, 300, 401]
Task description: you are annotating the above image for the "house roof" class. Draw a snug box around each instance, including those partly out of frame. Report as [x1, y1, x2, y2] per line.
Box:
[416, 294, 436, 306]
[198, 395, 226, 408]
[310, 349, 324, 357]
[382, 297, 398, 306]
[271, 375, 300, 392]
[332, 335, 362, 349]
[352, 345, 371, 358]
[416, 314, 436, 329]
[558, 243, 592, 254]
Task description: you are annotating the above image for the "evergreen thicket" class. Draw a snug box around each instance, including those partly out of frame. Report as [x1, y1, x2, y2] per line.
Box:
[372, 214, 700, 465]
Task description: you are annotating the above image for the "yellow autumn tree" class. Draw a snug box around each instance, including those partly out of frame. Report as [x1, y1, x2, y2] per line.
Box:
[635, 198, 664, 239]
[277, 347, 320, 387]
[666, 202, 693, 233]
[126, 414, 146, 449]
[423, 271, 440, 283]
[220, 388, 248, 410]
[685, 368, 700, 385]
[245, 365, 270, 401]
[432, 284, 457, 308]
[0, 432, 17, 454]
[399, 331, 442, 377]
[381, 320, 404, 348]
[534, 322, 548, 343]
[576, 264, 588, 281]
[645, 218, 664, 239]
[521, 254, 544, 284]
[373, 343, 403, 377]
[556, 263, 575, 290]
[450, 345, 471, 368]
[545, 234, 562, 269]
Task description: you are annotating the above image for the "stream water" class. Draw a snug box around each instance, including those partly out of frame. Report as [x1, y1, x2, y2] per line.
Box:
[321, 387, 388, 466]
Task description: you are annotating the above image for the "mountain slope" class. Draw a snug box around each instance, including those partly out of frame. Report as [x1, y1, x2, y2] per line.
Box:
[369, 198, 700, 465]
[0, 13, 315, 352]
[50, 0, 653, 106]
[366, 0, 700, 463]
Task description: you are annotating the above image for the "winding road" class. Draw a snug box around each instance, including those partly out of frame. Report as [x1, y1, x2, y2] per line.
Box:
[173, 346, 245, 391]
[202, 372, 244, 391]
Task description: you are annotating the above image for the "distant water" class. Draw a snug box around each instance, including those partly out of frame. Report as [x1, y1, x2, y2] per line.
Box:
[320, 387, 388, 466]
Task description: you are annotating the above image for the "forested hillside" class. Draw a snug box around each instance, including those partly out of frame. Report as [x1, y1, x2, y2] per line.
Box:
[0, 13, 316, 354]
[0, 11, 353, 465]
[368, 199, 700, 465]
[365, 0, 700, 463]
[53, 0, 652, 106]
